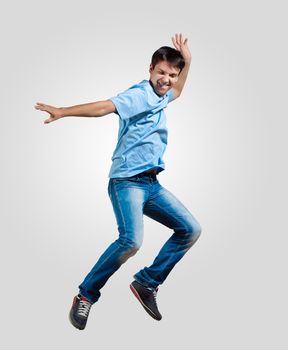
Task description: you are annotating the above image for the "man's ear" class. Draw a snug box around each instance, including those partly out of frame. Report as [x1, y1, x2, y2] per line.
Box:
[149, 64, 154, 73]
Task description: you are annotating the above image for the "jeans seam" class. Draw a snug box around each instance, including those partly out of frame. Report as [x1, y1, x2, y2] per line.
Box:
[112, 182, 127, 238]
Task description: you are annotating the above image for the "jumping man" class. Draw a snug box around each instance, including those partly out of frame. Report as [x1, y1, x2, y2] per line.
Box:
[35, 33, 201, 329]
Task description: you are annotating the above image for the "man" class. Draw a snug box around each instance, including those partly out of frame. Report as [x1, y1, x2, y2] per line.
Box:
[35, 33, 201, 330]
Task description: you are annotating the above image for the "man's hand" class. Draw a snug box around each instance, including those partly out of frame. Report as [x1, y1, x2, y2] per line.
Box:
[170, 33, 192, 100]
[34, 102, 63, 124]
[172, 33, 192, 63]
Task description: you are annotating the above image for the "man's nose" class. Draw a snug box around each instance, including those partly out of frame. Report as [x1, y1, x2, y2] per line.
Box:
[162, 75, 169, 83]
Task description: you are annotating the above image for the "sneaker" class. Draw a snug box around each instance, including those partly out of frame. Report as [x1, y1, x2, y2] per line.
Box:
[69, 294, 92, 330]
[130, 280, 162, 321]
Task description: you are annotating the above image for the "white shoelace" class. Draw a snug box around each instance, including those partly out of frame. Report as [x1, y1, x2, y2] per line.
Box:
[152, 290, 158, 305]
[148, 287, 158, 306]
[78, 299, 92, 318]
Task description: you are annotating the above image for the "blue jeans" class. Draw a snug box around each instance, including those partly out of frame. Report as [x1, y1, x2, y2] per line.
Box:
[79, 174, 201, 303]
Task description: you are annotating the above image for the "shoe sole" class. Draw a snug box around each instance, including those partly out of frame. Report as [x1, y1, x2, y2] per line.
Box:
[129, 284, 162, 321]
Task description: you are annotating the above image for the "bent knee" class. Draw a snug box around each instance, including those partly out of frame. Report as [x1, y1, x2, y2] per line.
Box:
[193, 223, 202, 240]
[185, 223, 202, 243]
[126, 243, 141, 257]
[117, 241, 141, 264]
[194, 224, 202, 238]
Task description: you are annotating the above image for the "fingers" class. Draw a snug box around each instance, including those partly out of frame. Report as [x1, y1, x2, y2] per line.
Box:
[172, 33, 188, 49]
[34, 102, 58, 121]
[34, 102, 42, 110]
[34, 102, 55, 111]
[172, 36, 178, 49]
[34, 102, 48, 112]
[35, 102, 57, 124]
[172, 34, 181, 50]
[35, 102, 46, 108]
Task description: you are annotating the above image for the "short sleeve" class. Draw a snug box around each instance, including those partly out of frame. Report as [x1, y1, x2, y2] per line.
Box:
[109, 87, 150, 120]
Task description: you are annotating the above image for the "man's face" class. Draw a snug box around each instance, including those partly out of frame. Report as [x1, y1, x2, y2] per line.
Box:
[149, 60, 180, 96]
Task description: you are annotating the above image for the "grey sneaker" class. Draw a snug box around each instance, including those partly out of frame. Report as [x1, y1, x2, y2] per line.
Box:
[69, 294, 92, 330]
[130, 281, 162, 321]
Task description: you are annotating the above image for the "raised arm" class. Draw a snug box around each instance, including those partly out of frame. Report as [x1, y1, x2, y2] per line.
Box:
[171, 33, 192, 99]
[34, 100, 116, 124]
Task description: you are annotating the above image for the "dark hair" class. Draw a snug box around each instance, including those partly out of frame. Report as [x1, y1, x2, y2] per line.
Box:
[151, 46, 185, 72]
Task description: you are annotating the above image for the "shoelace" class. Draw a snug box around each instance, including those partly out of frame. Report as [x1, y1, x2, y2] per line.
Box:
[148, 287, 158, 306]
[77, 298, 92, 318]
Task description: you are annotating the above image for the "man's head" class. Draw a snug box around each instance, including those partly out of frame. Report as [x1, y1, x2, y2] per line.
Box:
[149, 46, 185, 96]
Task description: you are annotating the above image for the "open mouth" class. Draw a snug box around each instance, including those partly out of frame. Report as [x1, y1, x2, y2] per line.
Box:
[157, 81, 170, 90]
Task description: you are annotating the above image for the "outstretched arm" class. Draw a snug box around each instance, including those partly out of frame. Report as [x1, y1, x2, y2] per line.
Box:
[34, 100, 116, 124]
[171, 33, 192, 99]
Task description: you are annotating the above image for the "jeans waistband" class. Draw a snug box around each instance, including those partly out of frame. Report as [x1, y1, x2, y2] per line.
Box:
[136, 169, 158, 178]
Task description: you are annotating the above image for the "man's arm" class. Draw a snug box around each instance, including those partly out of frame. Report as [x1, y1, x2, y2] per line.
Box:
[34, 100, 116, 124]
[171, 33, 192, 100]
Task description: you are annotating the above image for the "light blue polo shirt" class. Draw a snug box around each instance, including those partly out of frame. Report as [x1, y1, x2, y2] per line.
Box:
[108, 80, 173, 178]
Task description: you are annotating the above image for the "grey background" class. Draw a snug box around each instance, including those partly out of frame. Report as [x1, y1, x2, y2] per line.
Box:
[1, 0, 287, 349]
